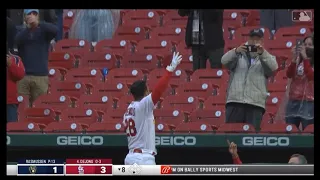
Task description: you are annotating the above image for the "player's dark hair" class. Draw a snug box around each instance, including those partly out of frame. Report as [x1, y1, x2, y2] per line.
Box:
[130, 80, 147, 101]
[290, 154, 308, 164]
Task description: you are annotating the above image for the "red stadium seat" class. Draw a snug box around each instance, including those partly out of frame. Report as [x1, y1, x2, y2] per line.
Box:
[266, 92, 283, 114]
[48, 67, 68, 81]
[17, 95, 30, 120]
[107, 109, 127, 121]
[162, 10, 188, 26]
[54, 39, 91, 57]
[93, 82, 129, 97]
[162, 53, 193, 71]
[60, 108, 103, 124]
[223, 26, 232, 40]
[264, 39, 293, 60]
[148, 68, 188, 85]
[303, 124, 314, 134]
[114, 95, 134, 109]
[234, 26, 272, 41]
[175, 122, 214, 133]
[176, 41, 192, 56]
[119, 53, 161, 70]
[122, 10, 161, 27]
[267, 82, 287, 93]
[223, 10, 244, 28]
[87, 121, 124, 133]
[224, 39, 243, 52]
[79, 52, 118, 69]
[44, 122, 86, 133]
[155, 120, 175, 133]
[49, 81, 88, 98]
[189, 108, 225, 127]
[272, 70, 288, 84]
[161, 95, 200, 112]
[148, 81, 174, 98]
[149, 25, 186, 42]
[49, 52, 77, 69]
[20, 108, 58, 125]
[32, 94, 75, 111]
[273, 26, 312, 40]
[64, 68, 104, 84]
[202, 95, 226, 109]
[217, 123, 256, 133]
[190, 69, 229, 84]
[175, 82, 220, 98]
[94, 39, 132, 54]
[106, 68, 146, 84]
[113, 25, 150, 41]
[154, 109, 188, 126]
[63, 10, 76, 37]
[7, 122, 45, 133]
[77, 93, 114, 112]
[260, 123, 300, 133]
[135, 39, 173, 54]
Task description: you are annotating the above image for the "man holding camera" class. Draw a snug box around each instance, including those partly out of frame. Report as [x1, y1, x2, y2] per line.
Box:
[221, 29, 278, 130]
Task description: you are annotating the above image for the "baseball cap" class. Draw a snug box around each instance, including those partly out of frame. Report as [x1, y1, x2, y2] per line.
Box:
[249, 28, 264, 38]
[24, 9, 39, 15]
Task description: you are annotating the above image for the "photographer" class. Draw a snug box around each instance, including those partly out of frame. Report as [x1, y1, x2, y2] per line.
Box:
[221, 29, 278, 130]
[276, 36, 314, 130]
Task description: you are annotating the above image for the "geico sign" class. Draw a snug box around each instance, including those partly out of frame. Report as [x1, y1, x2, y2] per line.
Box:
[57, 136, 103, 146]
[242, 137, 290, 146]
[155, 136, 196, 146]
[7, 136, 11, 145]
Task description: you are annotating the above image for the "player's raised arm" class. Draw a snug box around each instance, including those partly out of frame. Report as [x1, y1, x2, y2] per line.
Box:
[151, 52, 182, 104]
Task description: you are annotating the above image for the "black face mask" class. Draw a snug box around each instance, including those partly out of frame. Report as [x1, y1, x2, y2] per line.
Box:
[306, 47, 314, 58]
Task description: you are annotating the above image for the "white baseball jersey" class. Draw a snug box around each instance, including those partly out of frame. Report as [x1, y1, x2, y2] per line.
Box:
[123, 94, 156, 154]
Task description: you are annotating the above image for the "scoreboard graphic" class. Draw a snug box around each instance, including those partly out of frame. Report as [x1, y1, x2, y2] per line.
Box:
[7, 159, 314, 176]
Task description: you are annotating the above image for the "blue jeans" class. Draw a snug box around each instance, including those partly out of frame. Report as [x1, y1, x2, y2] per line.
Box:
[7, 104, 18, 123]
[285, 100, 314, 130]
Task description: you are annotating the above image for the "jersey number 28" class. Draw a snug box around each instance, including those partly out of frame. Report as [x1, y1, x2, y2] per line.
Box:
[124, 118, 137, 137]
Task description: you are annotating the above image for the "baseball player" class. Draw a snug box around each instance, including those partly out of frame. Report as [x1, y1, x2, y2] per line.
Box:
[123, 52, 183, 165]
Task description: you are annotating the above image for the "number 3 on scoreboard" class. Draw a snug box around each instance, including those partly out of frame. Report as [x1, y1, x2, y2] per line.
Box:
[101, 166, 106, 173]
[124, 118, 137, 137]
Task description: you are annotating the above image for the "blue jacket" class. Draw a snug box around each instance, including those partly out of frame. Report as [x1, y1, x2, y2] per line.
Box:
[15, 22, 58, 76]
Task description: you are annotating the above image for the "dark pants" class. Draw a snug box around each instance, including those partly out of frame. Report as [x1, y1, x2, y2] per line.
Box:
[285, 100, 314, 130]
[226, 102, 265, 130]
[192, 46, 224, 71]
[260, 9, 293, 32]
[286, 117, 313, 130]
[56, 12, 63, 41]
[7, 104, 18, 123]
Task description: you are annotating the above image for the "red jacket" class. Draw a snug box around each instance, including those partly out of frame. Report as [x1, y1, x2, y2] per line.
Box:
[7, 55, 25, 104]
[286, 59, 314, 101]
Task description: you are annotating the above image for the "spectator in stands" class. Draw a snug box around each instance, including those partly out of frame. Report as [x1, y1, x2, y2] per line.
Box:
[69, 9, 120, 42]
[15, 9, 58, 104]
[7, 46, 25, 122]
[228, 140, 308, 164]
[221, 29, 278, 130]
[178, 9, 224, 70]
[260, 9, 293, 33]
[278, 36, 314, 130]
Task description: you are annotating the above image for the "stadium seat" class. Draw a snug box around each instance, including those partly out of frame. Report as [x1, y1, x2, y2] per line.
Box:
[122, 10, 162, 27]
[93, 82, 129, 97]
[272, 70, 288, 84]
[113, 25, 150, 41]
[224, 38, 243, 52]
[270, 52, 290, 70]
[267, 82, 287, 93]
[217, 123, 256, 133]
[223, 10, 245, 28]
[175, 122, 214, 133]
[201, 95, 226, 109]
[273, 26, 312, 40]
[148, 68, 188, 85]
[234, 26, 272, 41]
[119, 53, 161, 70]
[190, 69, 228, 84]
[223, 26, 232, 40]
[135, 39, 173, 54]
[303, 124, 314, 134]
[20, 108, 58, 125]
[107, 109, 127, 121]
[78, 51, 118, 69]
[260, 123, 300, 133]
[175, 41, 192, 56]
[54, 39, 91, 57]
[155, 120, 175, 133]
[32, 94, 76, 111]
[106, 68, 146, 84]
[49, 52, 77, 69]
[87, 121, 124, 134]
[175, 82, 220, 98]
[241, 9, 260, 27]
[162, 10, 188, 26]
[63, 10, 76, 38]
[189, 108, 225, 127]
[77, 93, 114, 112]
[264, 39, 292, 61]
[94, 39, 132, 54]
[148, 81, 174, 98]
[48, 67, 68, 81]
[7, 122, 45, 133]
[154, 109, 188, 125]
[49, 81, 88, 98]
[17, 95, 30, 120]
[44, 122, 86, 133]
[266, 92, 283, 114]
[64, 68, 104, 84]
[161, 95, 200, 112]
[114, 95, 134, 109]
[60, 108, 103, 124]
[162, 53, 193, 71]
[149, 25, 186, 42]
